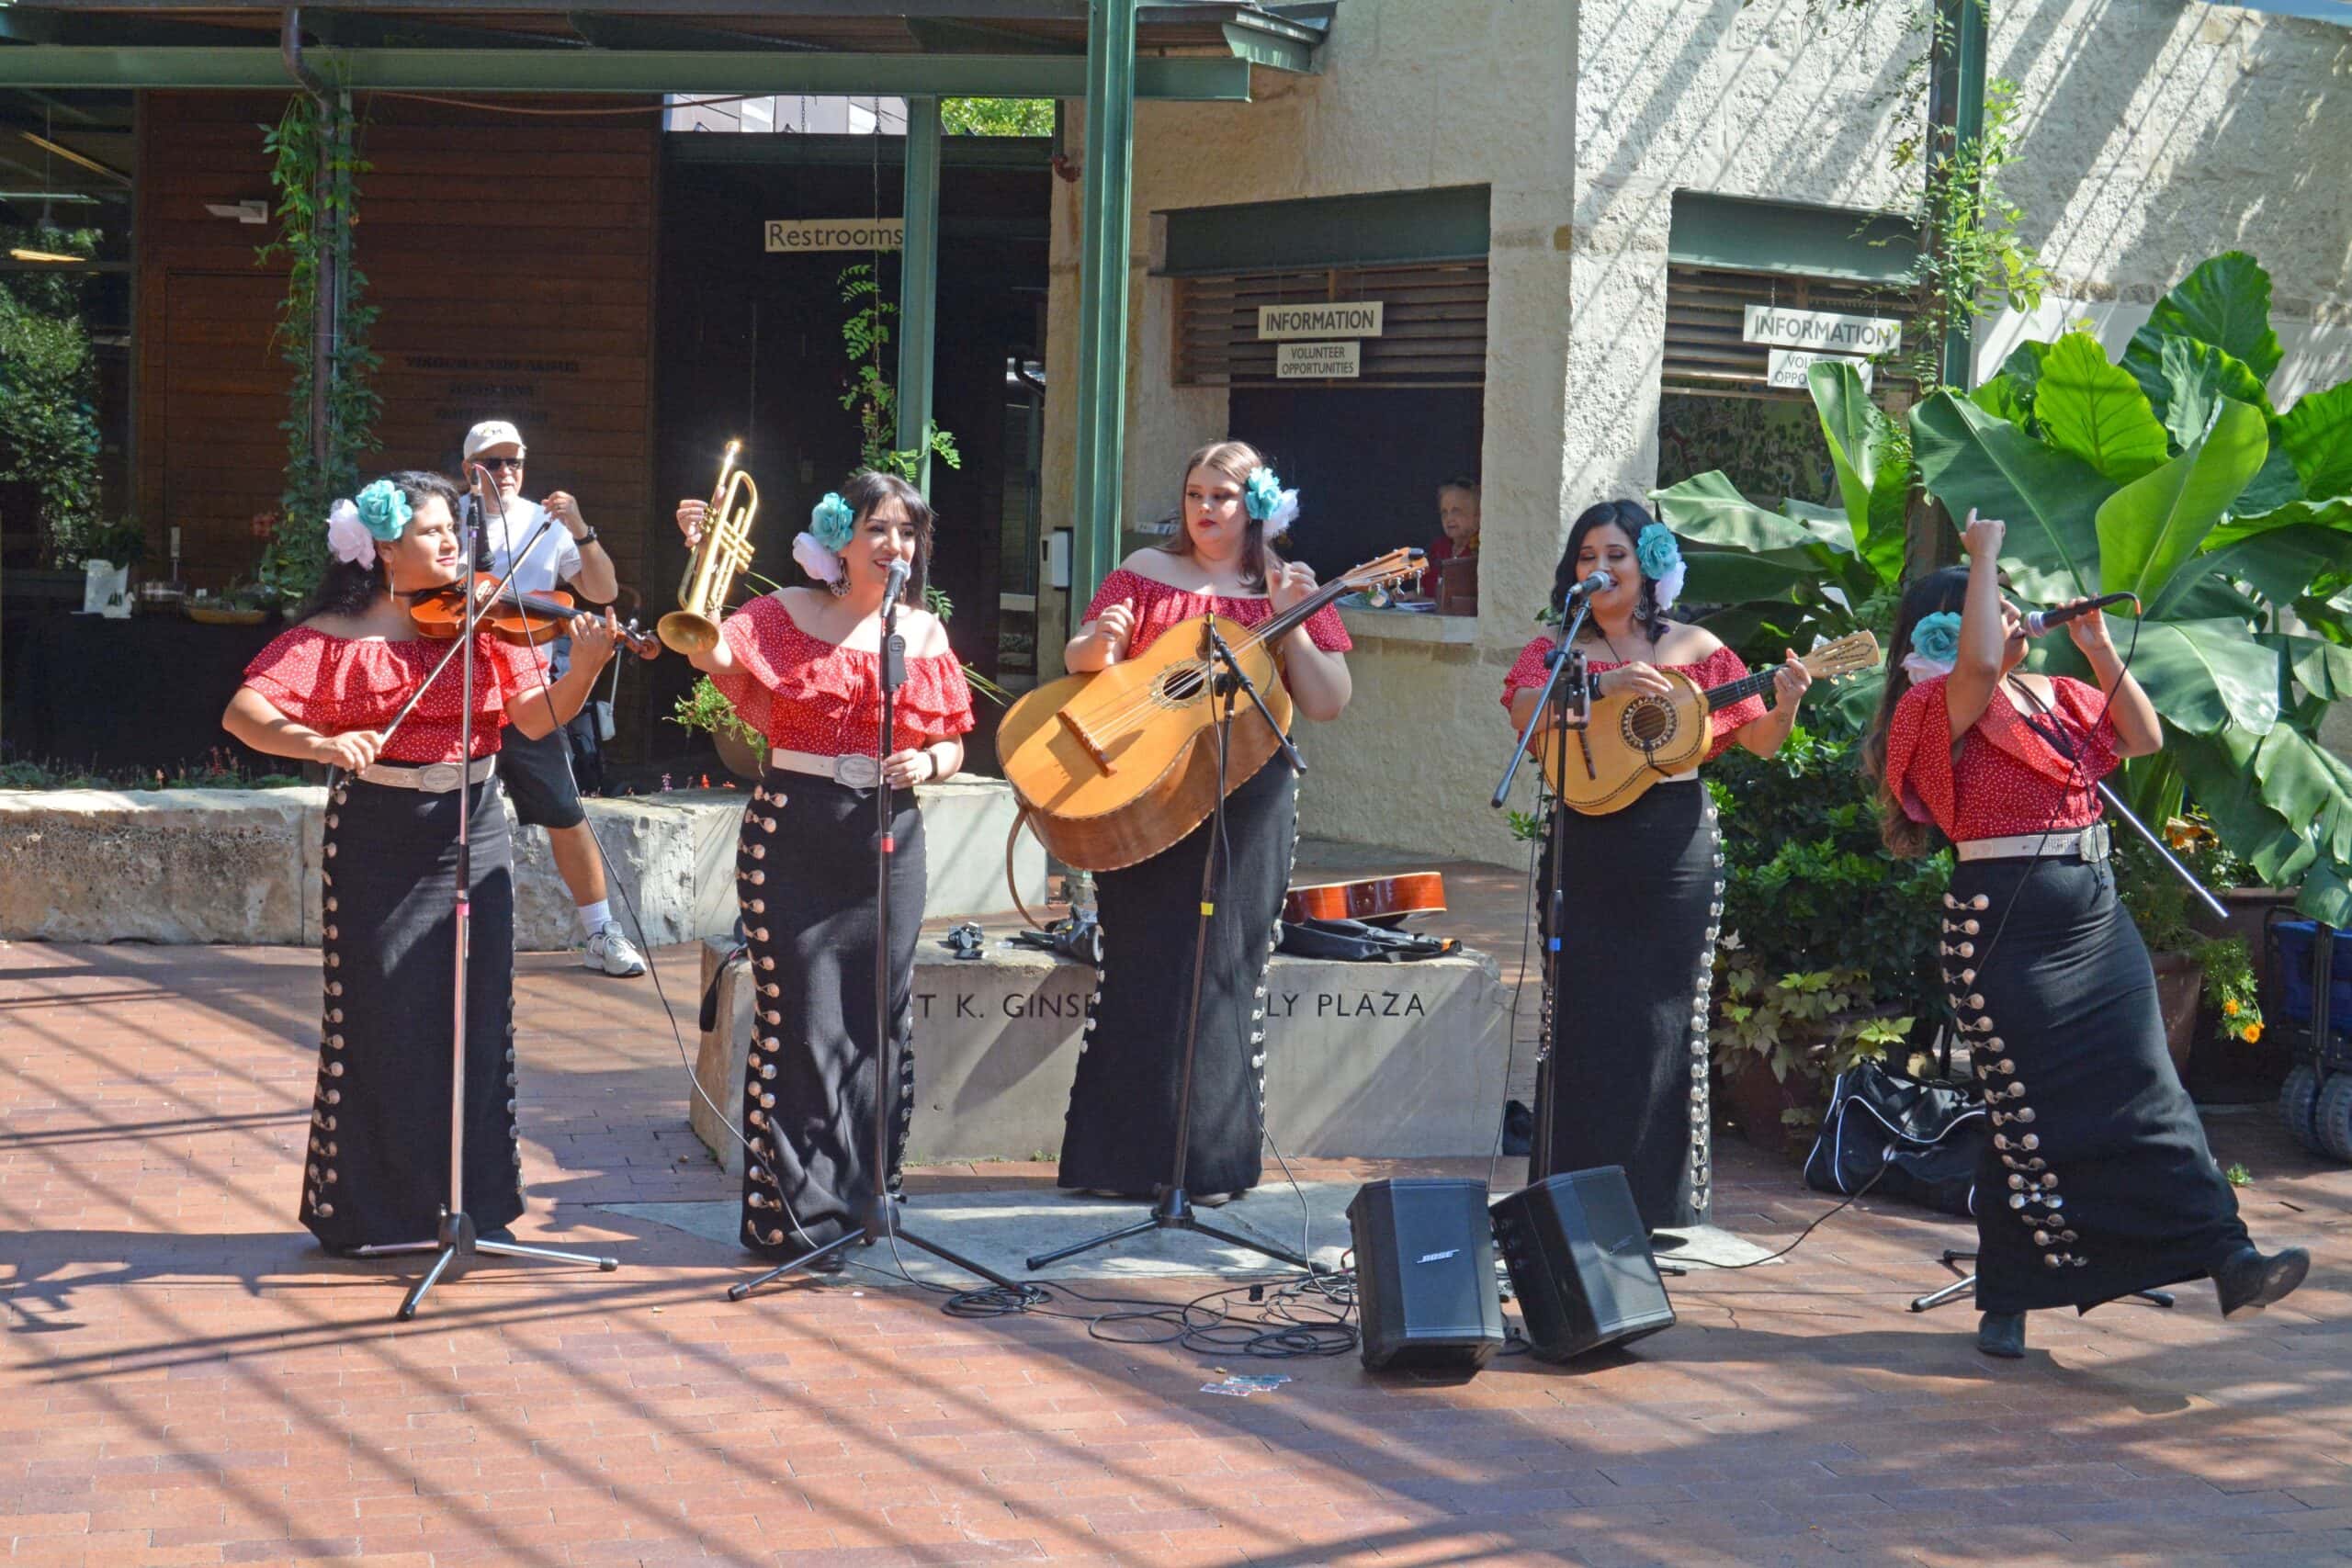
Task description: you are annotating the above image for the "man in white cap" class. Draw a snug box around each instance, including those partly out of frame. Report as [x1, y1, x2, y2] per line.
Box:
[460, 419, 647, 978]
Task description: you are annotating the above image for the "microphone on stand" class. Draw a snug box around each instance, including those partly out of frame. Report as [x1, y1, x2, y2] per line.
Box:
[2024, 592, 2139, 637]
[882, 558, 912, 612]
[1560, 567, 1617, 605]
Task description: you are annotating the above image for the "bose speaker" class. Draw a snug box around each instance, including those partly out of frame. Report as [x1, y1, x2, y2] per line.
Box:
[1489, 1167, 1676, 1362]
[1348, 1178, 1506, 1372]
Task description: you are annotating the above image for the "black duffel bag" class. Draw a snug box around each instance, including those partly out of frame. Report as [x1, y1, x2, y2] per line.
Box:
[1803, 1060, 1984, 1218]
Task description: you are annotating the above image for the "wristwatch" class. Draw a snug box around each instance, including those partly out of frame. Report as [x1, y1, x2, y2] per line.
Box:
[572, 525, 599, 547]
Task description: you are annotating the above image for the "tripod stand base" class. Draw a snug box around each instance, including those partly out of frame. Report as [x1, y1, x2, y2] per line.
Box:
[353, 1213, 620, 1320]
[728, 1196, 1031, 1302]
[1908, 1249, 2176, 1314]
[1023, 1188, 1324, 1274]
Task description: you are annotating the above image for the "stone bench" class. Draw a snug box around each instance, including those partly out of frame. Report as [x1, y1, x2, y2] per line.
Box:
[688, 925, 1510, 1168]
[0, 777, 1044, 949]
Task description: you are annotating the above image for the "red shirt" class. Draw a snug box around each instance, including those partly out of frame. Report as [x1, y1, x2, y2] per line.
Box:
[240, 626, 548, 764]
[1882, 675, 2118, 842]
[1501, 635, 1764, 763]
[713, 593, 975, 757]
[1083, 566, 1353, 660]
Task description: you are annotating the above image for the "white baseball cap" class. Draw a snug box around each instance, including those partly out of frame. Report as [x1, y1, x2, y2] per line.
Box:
[462, 420, 526, 458]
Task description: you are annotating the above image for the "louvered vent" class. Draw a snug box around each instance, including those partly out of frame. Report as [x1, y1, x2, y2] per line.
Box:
[1174, 261, 1487, 389]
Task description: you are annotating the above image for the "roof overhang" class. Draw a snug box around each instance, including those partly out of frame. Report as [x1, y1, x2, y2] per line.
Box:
[0, 3, 1335, 98]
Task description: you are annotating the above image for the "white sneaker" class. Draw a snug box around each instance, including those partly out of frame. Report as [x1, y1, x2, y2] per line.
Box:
[582, 921, 648, 977]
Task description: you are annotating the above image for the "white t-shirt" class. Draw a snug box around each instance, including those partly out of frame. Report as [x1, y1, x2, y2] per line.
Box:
[466, 495, 581, 595]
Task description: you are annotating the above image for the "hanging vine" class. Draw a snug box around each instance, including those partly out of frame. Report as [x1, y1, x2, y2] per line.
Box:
[254, 87, 381, 604]
[1904, 76, 2046, 389]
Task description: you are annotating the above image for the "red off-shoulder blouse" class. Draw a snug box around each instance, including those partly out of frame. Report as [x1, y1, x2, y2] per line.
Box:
[1501, 635, 1765, 763]
[240, 626, 548, 763]
[1882, 675, 2118, 842]
[1082, 566, 1353, 660]
[713, 593, 975, 756]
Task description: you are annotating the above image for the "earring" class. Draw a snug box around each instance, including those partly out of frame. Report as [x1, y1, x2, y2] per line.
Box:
[827, 557, 849, 598]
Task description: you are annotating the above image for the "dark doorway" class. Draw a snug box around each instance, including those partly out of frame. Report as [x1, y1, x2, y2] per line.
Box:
[650, 135, 1049, 774]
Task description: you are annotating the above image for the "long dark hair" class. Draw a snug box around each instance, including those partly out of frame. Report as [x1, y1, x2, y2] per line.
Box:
[1161, 438, 1272, 592]
[1553, 500, 1664, 642]
[294, 469, 465, 623]
[837, 468, 936, 599]
[1861, 565, 1969, 857]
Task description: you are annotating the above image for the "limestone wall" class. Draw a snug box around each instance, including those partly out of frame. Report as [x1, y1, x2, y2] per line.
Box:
[1040, 0, 2352, 866]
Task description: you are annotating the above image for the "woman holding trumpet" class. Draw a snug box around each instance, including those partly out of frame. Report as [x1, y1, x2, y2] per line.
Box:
[673, 469, 973, 1268]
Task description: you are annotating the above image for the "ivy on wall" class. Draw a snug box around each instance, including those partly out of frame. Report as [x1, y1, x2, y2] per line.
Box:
[0, 222, 104, 566]
[254, 88, 381, 604]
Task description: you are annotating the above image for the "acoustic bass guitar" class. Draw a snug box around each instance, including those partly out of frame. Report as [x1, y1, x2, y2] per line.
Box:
[1283, 871, 1446, 928]
[998, 548, 1425, 872]
[1538, 630, 1881, 815]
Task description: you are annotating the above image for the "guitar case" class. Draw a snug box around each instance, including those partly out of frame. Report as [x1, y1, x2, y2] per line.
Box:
[1278, 918, 1459, 963]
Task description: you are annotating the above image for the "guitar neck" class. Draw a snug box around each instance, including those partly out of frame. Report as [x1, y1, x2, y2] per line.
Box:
[1702, 665, 1782, 713]
[1253, 577, 1352, 647]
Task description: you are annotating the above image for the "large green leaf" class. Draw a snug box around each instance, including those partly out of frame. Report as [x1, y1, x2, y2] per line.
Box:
[1652, 471, 1838, 558]
[2269, 632, 2352, 702]
[2121, 252, 2285, 407]
[1807, 360, 1907, 584]
[1912, 390, 2114, 601]
[2035, 330, 2170, 484]
[1970, 374, 2032, 432]
[1781, 497, 1858, 555]
[2235, 446, 2305, 515]
[1679, 548, 1822, 603]
[2110, 616, 2279, 736]
[2155, 335, 2269, 450]
[2096, 397, 2268, 604]
[2181, 524, 2352, 615]
[2256, 727, 2352, 867]
[2205, 492, 2352, 549]
[2173, 728, 2314, 886]
[2280, 378, 2352, 501]
[2001, 338, 2051, 405]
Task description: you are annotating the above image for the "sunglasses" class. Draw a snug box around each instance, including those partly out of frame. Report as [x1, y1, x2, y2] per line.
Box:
[473, 456, 525, 471]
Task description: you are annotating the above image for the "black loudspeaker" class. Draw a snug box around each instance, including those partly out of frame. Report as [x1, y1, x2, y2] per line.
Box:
[1347, 1178, 1505, 1372]
[1489, 1167, 1676, 1362]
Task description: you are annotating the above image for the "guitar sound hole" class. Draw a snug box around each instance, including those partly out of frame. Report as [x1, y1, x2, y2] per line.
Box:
[1159, 665, 1207, 704]
[1623, 698, 1675, 751]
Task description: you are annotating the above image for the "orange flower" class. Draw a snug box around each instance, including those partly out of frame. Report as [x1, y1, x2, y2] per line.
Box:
[2223, 998, 2241, 1017]
[2241, 1022, 2263, 1043]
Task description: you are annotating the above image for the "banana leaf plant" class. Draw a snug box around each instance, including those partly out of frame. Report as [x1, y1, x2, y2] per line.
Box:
[1651, 358, 1907, 733]
[1908, 251, 2352, 922]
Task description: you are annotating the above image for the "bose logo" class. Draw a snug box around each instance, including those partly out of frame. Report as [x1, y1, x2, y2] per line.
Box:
[1416, 1249, 1460, 1265]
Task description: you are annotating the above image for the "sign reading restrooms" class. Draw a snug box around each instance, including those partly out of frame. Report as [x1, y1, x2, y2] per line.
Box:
[764, 219, 905, 254]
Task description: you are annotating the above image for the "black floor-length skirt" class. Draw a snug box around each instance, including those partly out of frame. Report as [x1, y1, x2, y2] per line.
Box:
[1534, 781, 1721, 1232]
[302, 773, 523, 1251]
[1057, 757, 1299, 1197]
[738, 772, 923, 1258]
[1943, 854, 2249, 1314]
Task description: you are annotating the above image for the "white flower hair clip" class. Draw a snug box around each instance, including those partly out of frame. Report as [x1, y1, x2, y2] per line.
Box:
[792, 530, 844, 586]
[324, 499, 374, 569]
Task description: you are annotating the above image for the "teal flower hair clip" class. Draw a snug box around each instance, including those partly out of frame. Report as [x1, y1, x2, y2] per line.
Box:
[809, 491, 855, 552]
[1909, 610, 1962, 670]
[1635, 522, 1687, 610]
[353, 479, 412, 543]
[1243, 466, 1284, 523]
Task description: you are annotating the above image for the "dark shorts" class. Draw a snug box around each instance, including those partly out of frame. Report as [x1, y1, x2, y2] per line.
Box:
[496, 725, 586, 829]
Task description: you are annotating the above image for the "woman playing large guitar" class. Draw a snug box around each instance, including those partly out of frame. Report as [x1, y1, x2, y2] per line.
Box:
[1502, 500, 1810, 1240]
[1054, 440, 1352, 1204]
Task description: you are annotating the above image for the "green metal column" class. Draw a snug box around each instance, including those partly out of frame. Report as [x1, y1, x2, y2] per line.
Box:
[1937, 0, 1989, 391]
[896, 96, 942, 494]
[1070, 0, 1137, 605]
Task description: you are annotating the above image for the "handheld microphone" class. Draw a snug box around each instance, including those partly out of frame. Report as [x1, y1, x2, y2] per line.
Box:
[2025, 592, 2138, 637]
[1561, 567, 1617, 604]
[882, 558, 911, 609]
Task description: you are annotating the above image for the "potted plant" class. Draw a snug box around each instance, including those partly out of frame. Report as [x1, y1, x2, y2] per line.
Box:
[669, 674, 765, 780]
[1715, 956, 1920, 1157]
[2112, 811, 2265, 1071]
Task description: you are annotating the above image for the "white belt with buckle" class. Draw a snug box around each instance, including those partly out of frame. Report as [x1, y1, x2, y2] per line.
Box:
[356, 755, 496, 793]
[1955, 822, 2111, 863]
[770, 748, 882, 789]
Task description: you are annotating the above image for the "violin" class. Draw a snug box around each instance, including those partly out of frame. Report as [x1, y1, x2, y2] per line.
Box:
[1283, 871, 1446, 928]
[411, 574, 662, 660]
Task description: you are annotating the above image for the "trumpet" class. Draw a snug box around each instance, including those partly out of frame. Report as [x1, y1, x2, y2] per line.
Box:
[660, 439, 759, 655]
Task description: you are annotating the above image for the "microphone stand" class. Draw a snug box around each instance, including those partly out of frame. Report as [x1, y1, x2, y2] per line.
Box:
[1490, 594, 1688, 1276]
[730, 564, 1027, 1300]
[1025, 619, 1322, 1275]
[352, 480, 619, 1319]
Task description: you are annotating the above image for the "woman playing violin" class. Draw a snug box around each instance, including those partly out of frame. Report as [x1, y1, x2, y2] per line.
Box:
[1501, 499, 1809, 1242]
[222, 470, 619, 1254]
[1053, 440, 1353, 1206]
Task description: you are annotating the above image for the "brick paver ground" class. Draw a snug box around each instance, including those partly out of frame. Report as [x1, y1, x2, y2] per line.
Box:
[6, 936, 2351, 1567]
